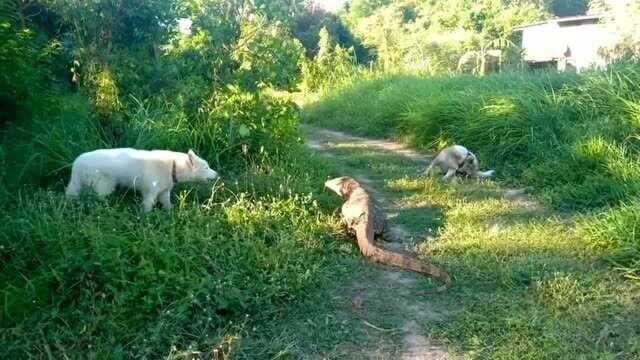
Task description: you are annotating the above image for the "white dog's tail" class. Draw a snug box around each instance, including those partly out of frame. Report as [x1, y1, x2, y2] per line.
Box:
[477, 170, 494, 178]
[66, 164, 82, 197]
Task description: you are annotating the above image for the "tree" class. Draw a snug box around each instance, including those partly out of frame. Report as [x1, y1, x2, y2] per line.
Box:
[597, 0, 640, 61]
[340, 0, 546, 75]
[353, 4, 406, 71]
[346, 0, 392, 24]
[547, 0, 588, 16]
[233, 16, 305, 90]
[294, 5, 371, 62]
[41, 0, 178, 52]
[300, 26, 357, 91]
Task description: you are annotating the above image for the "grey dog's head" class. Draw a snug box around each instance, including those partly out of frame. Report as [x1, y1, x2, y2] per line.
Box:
[458, 152, 479, 176]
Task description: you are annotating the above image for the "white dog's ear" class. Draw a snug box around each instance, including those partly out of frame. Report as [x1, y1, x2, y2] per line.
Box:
[187, 149, 196, 167]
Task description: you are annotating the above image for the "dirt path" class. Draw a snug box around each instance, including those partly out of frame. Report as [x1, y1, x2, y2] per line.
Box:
[301, 125, 452, 359]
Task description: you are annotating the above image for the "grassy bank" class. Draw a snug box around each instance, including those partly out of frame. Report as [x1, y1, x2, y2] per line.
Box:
[304, 66, 640, 210]
[0, 2, 354, 353]
[304, 65, 640, 279]
[0, 82, 350, 357]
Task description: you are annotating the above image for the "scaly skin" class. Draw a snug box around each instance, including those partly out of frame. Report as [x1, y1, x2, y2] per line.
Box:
[325, 177, 450, 290]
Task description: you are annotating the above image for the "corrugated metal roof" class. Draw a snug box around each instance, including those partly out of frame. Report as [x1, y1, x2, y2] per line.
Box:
[513, 14, 605, 31]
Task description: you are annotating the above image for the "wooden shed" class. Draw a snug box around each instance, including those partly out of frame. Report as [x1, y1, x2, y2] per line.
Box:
[513, 14, 614, 72]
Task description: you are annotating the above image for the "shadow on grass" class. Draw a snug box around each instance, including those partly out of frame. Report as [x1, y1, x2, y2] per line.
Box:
[387, 204, 444, 238]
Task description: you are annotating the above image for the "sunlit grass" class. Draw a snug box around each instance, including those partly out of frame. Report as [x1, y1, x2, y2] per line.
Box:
[291, 124, 640, 358]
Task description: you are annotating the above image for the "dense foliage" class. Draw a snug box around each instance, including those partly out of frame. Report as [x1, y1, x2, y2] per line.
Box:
[340, 0, 549, 74]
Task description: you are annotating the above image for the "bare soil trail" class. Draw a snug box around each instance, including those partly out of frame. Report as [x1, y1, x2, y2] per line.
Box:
[302, 124, 453, 359]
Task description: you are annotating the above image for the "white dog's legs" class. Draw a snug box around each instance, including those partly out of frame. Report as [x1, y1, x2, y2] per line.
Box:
[92, 177, 116, 197]
[142, 192, 158, 213]
[424, 163, 434, 176]
[65, 178, 82, 197]
[158, 189, 172, 210]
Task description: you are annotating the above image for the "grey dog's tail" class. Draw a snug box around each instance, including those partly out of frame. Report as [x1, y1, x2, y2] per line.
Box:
[477, 170, 494, 178]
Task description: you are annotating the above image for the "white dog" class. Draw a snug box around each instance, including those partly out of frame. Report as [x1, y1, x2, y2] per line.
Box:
[66, 148, 218, 212]
[424, 145, 494, 181]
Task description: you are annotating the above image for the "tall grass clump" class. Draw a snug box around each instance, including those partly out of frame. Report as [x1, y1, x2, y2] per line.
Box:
[582, 203, 640, 280]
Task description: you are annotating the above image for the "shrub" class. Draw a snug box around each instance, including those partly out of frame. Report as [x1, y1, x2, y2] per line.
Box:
[0, 2, 59, 127]
[120, 86, 302, 171]
[233, 16, 305, 91]
[1, 93, 104, 190]
[300, 27, 358, 92]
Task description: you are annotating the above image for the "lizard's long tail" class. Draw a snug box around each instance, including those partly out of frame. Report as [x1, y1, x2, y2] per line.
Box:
[355, 220, 450, 290]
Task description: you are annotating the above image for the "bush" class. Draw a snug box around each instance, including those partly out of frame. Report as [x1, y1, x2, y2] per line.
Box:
[233, 16, 305, 91]
[121, 86, 302, 170]
[300, 27, 358, 92]
[1, 93, 104, 190]
[0, 2, 59, 127]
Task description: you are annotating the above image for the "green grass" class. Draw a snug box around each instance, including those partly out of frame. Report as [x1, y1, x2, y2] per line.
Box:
[303, 64, 640, 280]
[292, 130, 640, 359]
[395, 177, 639, 359]
[0, 152, 350, 358]
[303, 65, 640, 211]
[3, 56, 640, 357]
[0, 85, 353, 357]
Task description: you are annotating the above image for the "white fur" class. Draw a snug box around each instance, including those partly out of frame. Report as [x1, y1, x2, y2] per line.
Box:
[66, 148, 218, 212]
[424, 145, 494, 181]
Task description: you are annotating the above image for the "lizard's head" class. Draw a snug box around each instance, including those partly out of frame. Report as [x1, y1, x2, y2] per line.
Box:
[325, 176, 361, 199]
